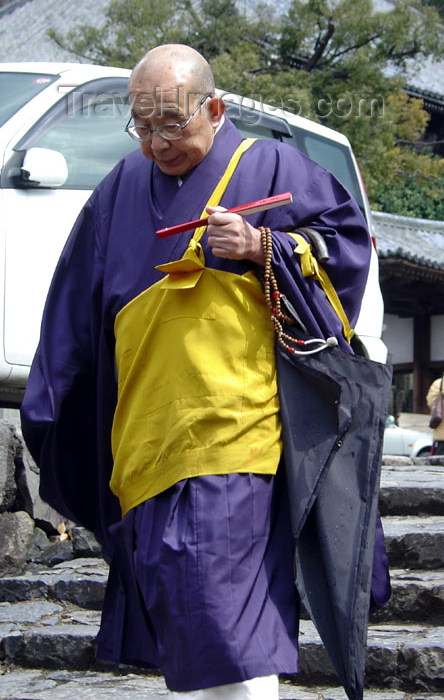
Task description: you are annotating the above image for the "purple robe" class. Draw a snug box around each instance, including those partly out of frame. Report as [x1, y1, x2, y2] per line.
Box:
[96, 471, 301, 690]
[20, 118, 390, 690]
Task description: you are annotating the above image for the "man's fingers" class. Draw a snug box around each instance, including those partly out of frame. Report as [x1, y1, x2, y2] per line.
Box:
[205, 211, 263, 263]
[206, 205, 228, 216]
[207, 211, 240, 230]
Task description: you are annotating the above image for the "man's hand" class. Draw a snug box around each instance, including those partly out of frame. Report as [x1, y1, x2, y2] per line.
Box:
[206, 206, 265, 265]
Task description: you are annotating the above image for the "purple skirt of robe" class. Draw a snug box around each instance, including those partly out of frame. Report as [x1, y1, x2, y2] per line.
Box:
[95, 469, 300, 692]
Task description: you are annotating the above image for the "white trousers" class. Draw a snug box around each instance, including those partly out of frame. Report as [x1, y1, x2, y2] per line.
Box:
[169, 674, 279, 699]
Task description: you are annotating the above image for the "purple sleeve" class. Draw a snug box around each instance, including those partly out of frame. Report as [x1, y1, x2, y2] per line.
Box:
[265, 162, 371, 350]
[20, 192, 120, 549]
[370, 512, 392, 612]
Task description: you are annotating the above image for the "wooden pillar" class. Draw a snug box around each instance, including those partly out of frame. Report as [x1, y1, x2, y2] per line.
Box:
[413, 315, 430, 413]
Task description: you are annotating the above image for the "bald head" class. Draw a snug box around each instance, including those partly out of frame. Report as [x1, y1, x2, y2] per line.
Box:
[126, 44, 225, 177]
[130, 44, 215, 98]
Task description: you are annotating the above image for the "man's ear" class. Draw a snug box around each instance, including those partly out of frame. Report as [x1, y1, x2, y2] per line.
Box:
[211, 97, 225, 120]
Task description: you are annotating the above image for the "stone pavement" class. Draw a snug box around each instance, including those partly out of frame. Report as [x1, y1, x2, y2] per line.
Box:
[1, 667, 444, 699]
[0, 459, 443, 699]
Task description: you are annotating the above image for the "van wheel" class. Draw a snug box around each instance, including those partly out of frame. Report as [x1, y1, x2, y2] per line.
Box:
[416, 447, 431, 457]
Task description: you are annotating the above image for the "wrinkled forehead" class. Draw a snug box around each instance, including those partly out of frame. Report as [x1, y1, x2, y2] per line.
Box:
[129, 86, 204, 119]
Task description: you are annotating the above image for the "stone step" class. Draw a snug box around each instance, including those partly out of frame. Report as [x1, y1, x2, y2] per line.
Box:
[297, 620, 444, 693]
[371, 569, 444, 625]
[2, 558, 444, 618]
[383, 456, 444, 468]
[379, 464, 444, 516]
[0, 600, 442, 694]
[383, 516, 444, 569]
[0, 558, 107, 610]
[1, 560, 443, 627]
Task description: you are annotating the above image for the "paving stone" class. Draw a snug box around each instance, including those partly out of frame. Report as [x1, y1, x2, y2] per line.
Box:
[0, 669, 170, 699]
[1, 668, 444, 699]
[0, 600, 62, 624]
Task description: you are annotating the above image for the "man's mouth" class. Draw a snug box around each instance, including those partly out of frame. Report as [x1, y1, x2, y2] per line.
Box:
[156, 154, 185, 168]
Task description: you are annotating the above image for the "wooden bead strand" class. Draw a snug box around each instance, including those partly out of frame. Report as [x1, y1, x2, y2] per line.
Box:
[259, 226, 307, 355]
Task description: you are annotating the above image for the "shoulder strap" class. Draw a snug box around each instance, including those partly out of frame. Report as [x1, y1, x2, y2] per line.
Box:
[192, 138, 257, 243]
[155, 138, 258, 285]
[286, 231, 354, 344]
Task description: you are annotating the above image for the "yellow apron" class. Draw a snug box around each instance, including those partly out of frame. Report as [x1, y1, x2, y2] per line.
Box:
[111, 140, 281, 516]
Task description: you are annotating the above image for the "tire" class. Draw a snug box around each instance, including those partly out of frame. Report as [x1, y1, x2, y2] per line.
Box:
[416, 447, 431, 457]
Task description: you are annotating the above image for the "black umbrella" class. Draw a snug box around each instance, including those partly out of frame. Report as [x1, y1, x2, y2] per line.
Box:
[276, 334, 392, 700]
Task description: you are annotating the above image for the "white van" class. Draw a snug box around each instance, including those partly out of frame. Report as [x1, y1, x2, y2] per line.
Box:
[0, 62, 386, 406]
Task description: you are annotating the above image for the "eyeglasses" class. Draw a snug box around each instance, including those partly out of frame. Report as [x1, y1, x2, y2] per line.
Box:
[125, 95, 211, 142]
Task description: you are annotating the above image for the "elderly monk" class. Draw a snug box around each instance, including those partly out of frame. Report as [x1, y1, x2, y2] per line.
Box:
[21, 44, 390, 699]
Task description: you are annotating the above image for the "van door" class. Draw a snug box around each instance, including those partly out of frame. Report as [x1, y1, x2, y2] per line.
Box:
[1, 77, 135, 373]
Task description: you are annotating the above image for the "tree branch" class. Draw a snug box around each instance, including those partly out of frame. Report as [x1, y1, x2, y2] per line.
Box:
[180, 0, 204, 31]
[386, 40, 420, 62]
[305, 18, 335, 71]
[396, 138, 444, 146]
[395, 170, 439, 181]
[322, 33, 381, 65]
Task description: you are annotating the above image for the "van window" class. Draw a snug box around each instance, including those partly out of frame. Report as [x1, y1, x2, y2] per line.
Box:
[16, 78, 135, 189]
[300, 133, 359, 204]
[0, 72, 56, 127]
[284, 128, 365, 211]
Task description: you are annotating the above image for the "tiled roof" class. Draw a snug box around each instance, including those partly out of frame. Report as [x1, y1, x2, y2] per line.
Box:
[384, 55, 444, 107]
[404, 57, 444, 107]
[371, 0, 444, 104]
[372, 211, 444, 270]
[0, 0, 108, 63]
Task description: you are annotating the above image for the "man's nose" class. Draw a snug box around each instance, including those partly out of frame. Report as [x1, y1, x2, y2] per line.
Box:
[151, 130, 171, 150]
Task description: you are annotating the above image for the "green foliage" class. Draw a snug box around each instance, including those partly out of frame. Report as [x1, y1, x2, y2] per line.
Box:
[342, 90, 432, 196]
[366, 90, 444, 219]
[372, 172, 444, 220]
[423, 0, 444, 21]
[273, 0, 444, 218]
[210, 43, 313, 116]
[47, 0, 444, 220]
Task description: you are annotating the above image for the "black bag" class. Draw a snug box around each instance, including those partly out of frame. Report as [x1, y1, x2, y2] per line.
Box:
[429, 377, 443, 429]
